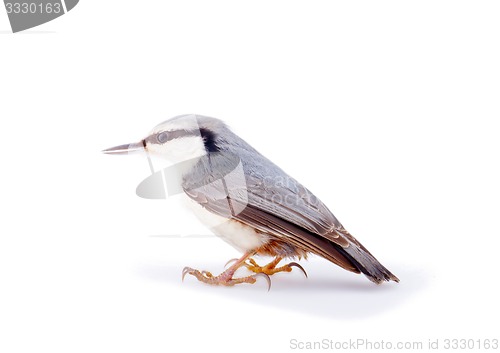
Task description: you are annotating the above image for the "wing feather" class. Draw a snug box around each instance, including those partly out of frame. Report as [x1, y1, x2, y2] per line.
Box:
[183, 155, 358, 272]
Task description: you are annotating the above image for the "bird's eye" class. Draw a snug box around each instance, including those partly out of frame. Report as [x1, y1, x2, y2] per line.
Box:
[157, 132, 169, 143]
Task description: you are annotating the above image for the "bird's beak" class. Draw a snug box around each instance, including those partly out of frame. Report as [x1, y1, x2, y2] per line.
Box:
[101, 140, 146, 155]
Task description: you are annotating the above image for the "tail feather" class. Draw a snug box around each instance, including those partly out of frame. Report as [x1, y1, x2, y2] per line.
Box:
[336, 242, 399, 284]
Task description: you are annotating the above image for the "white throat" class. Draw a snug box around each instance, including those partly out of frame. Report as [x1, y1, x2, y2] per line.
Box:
[146, 135, 207, 187]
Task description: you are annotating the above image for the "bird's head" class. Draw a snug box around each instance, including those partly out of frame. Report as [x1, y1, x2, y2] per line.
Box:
[102, 114, 225, 164]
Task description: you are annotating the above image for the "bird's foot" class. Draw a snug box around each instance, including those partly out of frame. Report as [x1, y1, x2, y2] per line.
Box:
[182, 267, 271, 289]
[244, 257, 308, 278]
[181, 251, 271, 289]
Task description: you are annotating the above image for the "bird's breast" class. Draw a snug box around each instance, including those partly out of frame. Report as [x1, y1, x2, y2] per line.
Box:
[182, 196, 269, 253]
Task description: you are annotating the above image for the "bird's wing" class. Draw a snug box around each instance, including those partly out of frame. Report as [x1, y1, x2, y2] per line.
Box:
[182, 154, 361, 272]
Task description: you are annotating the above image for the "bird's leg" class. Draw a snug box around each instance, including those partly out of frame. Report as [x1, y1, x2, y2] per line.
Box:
[244, 256, 308, 278]
[182, 251, 271, 289]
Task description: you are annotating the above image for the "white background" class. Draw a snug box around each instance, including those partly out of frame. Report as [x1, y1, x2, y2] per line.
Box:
[1, 1, 499, 352]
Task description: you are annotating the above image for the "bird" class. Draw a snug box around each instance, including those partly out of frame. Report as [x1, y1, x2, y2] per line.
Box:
[102, 114, 399, 288]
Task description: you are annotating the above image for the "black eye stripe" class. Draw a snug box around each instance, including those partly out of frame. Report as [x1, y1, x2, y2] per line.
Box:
[146, 129, 200, 145]
[199, 128, 220, 152]
[146, 128, 220, 153]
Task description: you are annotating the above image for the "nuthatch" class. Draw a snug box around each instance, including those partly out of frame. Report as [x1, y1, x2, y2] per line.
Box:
[103, 114, 399, 288]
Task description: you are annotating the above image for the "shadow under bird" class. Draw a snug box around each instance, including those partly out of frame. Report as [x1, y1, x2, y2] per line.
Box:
[103, 114, 399, 288]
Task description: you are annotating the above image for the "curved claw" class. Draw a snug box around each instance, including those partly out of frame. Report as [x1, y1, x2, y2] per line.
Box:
[201, 270, 213, 278]
[253, 272, 272, 291]
[288, 262, 308, 278]
[181, 266, 193, 282]
[224, 258, 239, 268]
